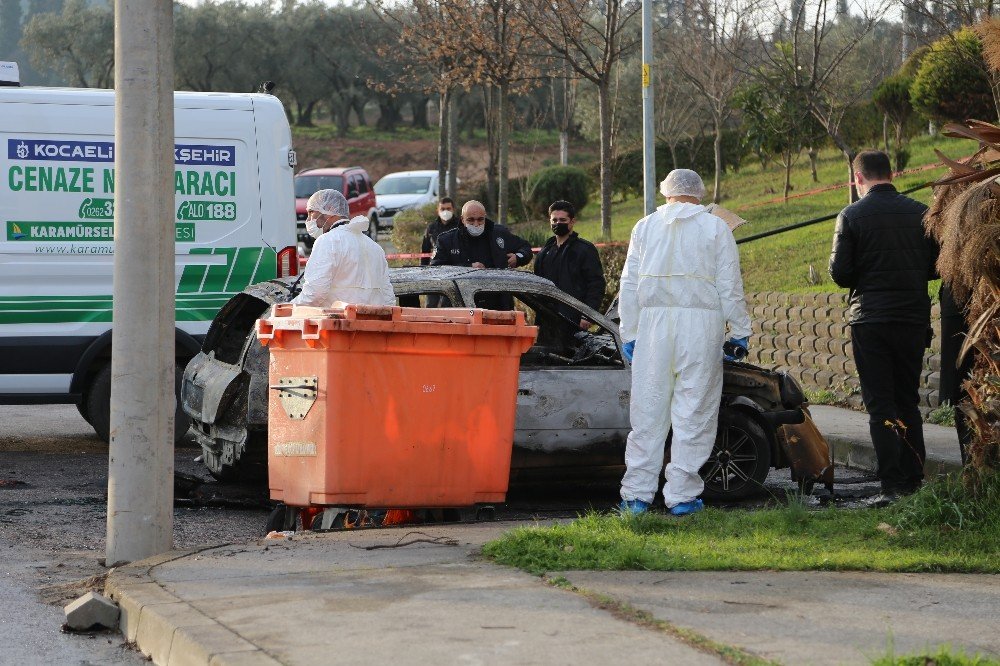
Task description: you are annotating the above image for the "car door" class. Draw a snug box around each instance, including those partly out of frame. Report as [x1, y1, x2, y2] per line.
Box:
[346, 173, 363, 218]
[460, 283, 632, 459]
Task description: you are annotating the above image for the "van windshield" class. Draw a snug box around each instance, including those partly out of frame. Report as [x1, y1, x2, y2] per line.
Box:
[375, 176, 432, 196]
[294, 175, 344, 199]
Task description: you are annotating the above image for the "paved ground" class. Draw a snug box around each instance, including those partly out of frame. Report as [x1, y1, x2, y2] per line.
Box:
[0, 402, 981, 665]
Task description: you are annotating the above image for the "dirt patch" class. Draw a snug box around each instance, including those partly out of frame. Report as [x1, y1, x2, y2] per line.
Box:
[39, 573, 110, 607]
[293, 134, 568, 185]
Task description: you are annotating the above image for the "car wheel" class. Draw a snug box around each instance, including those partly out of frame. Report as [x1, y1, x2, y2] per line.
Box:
[75, 396, 93, 425]
[87, 363, 191, 444]
[700, 408, 771, 501]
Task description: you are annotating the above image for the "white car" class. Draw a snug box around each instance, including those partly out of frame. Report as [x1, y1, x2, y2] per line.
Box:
[373, 170, 440, 228]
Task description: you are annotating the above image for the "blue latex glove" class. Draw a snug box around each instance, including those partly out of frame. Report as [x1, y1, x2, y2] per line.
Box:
[622, 340, 635, 362]
[723, 336, 749, 362]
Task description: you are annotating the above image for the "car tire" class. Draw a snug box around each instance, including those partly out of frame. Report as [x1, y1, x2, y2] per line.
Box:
[75, 396, 93, 425]
[700, 408, 771, 501]
[86, 363, 192, 444]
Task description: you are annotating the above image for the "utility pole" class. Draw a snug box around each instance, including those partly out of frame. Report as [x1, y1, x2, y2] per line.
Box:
[641, 0, 656, 216]
[106, 0, 175, 565]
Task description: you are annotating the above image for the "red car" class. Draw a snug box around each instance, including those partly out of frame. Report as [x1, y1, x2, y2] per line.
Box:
[294, 166, 379, 246]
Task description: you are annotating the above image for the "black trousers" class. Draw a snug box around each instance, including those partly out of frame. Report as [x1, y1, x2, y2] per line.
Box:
[940, 313, 975, 464]
[851, 323, 927, 492]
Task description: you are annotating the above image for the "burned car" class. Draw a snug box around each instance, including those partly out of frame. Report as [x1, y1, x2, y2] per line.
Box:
[181, 267, 832, 501]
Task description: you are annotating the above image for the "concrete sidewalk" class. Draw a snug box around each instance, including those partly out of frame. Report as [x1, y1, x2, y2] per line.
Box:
[105, 405, 984, 666]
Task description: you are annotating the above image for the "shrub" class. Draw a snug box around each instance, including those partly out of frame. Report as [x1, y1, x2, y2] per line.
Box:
[524, 166, 591, 219]
[597, 243, 628, 313]
[911, 29, 996, 124]
[390, 203, 437, 257]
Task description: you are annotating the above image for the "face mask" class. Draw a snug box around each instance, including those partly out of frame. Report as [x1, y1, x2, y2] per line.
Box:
[464, 223, 486, 237]
[551, 222, 570, 237]
[306, 215, 323, 239]
[439, 210, 454, 222]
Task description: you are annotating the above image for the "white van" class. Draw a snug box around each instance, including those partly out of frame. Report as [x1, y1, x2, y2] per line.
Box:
[0, 84, 298, 442]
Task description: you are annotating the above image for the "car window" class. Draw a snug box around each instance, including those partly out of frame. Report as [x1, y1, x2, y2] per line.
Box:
[395, 290, 454, 308]
[473, 291, 623, 368]
[358, 175, 369, 194]
[294, 175, 344, 199]
[374, 176, 432, 196]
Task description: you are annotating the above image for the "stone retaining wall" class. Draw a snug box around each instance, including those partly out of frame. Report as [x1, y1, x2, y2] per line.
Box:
[745, 292, 942, 414]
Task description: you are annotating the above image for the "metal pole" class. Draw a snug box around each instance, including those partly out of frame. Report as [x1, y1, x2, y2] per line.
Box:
[106, 0, 175, 565]
[641, 0, 656, 216]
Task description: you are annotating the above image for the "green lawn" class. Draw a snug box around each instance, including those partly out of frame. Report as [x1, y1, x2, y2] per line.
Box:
[571, 135, 974, 293]
[482, 476, 1000, 575]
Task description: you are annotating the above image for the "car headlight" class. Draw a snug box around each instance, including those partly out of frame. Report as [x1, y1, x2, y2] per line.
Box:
[780, 373, 805, 409]
[377, 206, 385, 215]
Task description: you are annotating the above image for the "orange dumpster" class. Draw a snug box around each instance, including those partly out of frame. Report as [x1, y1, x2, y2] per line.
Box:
[257, 303, 537, 509]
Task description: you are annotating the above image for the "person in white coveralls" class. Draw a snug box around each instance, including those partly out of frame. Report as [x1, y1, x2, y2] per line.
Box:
[617, 169, 752, 517]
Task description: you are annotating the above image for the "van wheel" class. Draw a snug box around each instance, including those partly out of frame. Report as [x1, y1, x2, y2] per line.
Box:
[86, 363, 192, 444]
[75, 397, 93, 425]
[700, 408, 771, 501]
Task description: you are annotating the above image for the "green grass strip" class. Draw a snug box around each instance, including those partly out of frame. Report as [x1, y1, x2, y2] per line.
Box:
[872, 644, 1000, 665]
[545, 575, 778, 666]
[483, 477, 1000, 575]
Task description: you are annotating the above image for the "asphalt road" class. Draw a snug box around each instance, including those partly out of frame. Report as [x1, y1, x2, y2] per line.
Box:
[0, 403, 882, 663]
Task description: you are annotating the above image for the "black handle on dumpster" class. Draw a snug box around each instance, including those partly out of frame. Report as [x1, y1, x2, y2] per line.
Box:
[268, 384, 315, 391]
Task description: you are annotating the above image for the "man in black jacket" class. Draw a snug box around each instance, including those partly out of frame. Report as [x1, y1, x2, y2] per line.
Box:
[420, 197, 458, 307]
[534, 200, 606, 329]
[829, 150, 938, 499]
[431, 200, 533, 310]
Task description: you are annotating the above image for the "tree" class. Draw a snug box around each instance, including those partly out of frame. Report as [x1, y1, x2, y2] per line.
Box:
[911, 28, 996, 124]
[1, 0, 23, 62]
[669, 0, 752, 203]
[872, 74, 915, 170]
[753, 0, 892, 202]
[442, 0, 539, 224]
[21, 0, 113, 88]
[520, 0, 640, 238]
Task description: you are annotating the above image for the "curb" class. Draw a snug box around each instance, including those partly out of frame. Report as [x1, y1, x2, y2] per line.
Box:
[829, 436, 963, 477]
[104, 547, 279, 666]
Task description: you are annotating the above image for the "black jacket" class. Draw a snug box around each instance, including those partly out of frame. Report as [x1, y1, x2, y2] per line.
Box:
[533, 232, 606, 313]
[829, 183, 937, 325]
[420, 216, 459, 266]
[430, 219, 533, 270]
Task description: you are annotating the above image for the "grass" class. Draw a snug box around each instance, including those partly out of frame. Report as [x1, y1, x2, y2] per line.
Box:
[928, 401, 958, 427]
[482, 475, 1000, 575]
[570, 134, 973, 293]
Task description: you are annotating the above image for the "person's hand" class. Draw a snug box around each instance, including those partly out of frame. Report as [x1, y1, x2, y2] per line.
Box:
[579, 318, 592, 330]
[622, 340, 635, 362]
[723, 336, 749, 362]
[471, 261, 486, 268]
[506, 253, 518, 268]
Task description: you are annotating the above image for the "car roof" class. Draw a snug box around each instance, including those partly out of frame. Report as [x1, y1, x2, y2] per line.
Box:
[388, 266, 553, 288]
[296, 167, 364, 177]
[377, 170, 437, 179]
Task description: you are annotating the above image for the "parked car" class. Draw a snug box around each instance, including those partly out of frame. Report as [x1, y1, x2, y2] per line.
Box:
[373, 170, 439, 229]
[181, 268, 833, 501]
[294, 166, 378, 246]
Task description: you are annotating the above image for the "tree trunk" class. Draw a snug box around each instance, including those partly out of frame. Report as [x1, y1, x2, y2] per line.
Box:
[844, 149, 857, 202]
[668, 142, 678, 170]
[376, 98, 400, 132]
[484, 86, 498, 214]
[411, 96, 431, 129]
[497, 81, 510, 226]
[437, 88, 450, 202]
[447, 92, 459, 198]
[712, 114, 723, 203]
[783, 153, 792, 200]
[335, 101, 350, 138]
[295, 100, 316, 127]
[598, 80, 613, 240]
[883, 113, 890, 153]
[351, 97, 367, 127]
[560, 132, 569, 166]
[808, 147, 818, 182]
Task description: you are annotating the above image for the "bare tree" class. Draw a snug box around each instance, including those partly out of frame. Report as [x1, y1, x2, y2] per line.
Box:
[754, 0, 891, 201]
[669, 0, 753, 203]
[654, 64, 704, 171]
[550, 60, 579, 166]
[520, 0, 640, 238]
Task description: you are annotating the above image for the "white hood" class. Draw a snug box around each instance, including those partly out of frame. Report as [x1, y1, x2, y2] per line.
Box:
[343, 215, 370, 234]
[658, 201, 706, 224]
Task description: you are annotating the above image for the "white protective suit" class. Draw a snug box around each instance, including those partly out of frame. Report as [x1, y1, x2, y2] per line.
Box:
[619, 202, 752, 507]
[292, 216, 395, 307]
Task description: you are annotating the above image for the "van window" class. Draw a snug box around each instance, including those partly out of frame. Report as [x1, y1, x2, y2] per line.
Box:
[358, 175, 369, 194]
[375, 176, 432, 196]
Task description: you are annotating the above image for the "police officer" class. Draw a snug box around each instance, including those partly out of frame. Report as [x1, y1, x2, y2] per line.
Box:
[533, 200, 606, 329]
[431, 200, 532, 310]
